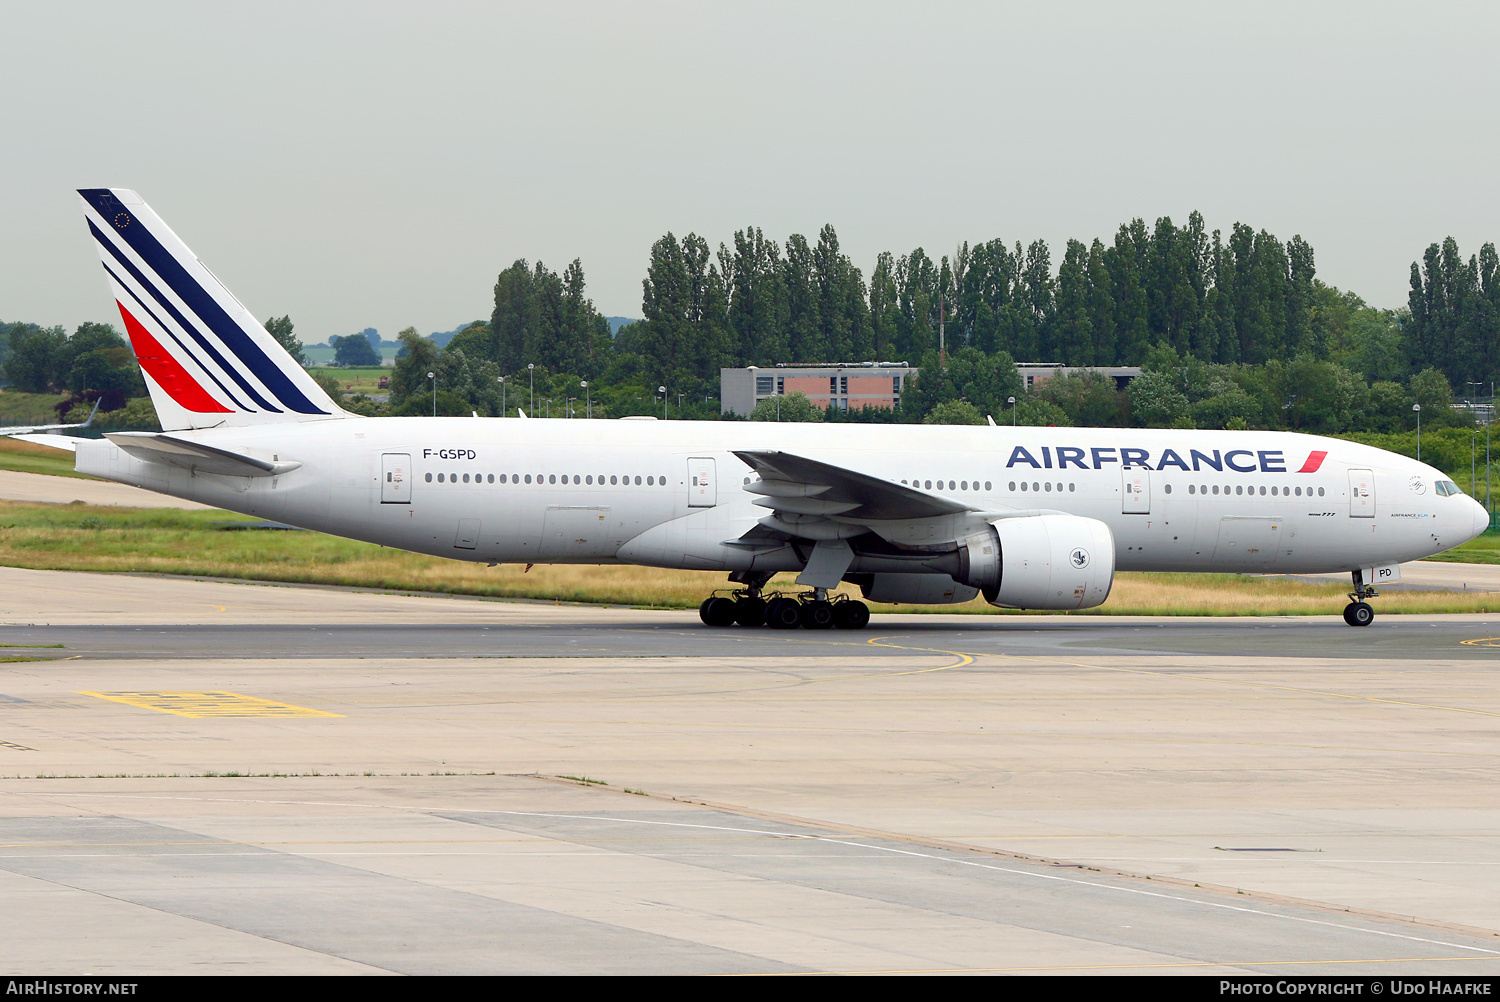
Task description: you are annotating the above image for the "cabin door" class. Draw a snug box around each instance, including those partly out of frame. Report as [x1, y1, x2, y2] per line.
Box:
[381, 453, 411, 504]
[1122, 468, 1150, 514]
[688, 457, 717, 507]
[1348, 469, 1375, 517]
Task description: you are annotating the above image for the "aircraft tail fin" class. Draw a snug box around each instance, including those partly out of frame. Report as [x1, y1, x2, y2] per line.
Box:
[77, 188, 345, 431]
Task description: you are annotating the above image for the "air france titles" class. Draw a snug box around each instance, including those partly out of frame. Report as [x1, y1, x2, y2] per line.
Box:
[1005, 445, 1307, 475]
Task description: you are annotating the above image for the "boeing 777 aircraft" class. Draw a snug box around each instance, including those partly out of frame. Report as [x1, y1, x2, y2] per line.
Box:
[11, 189, 1490, 629]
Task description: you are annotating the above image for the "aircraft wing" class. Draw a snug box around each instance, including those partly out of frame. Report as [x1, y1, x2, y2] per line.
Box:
[733, 449, 972, 522]
[105, 432, 301, 478]
[0, 399, 99, 438]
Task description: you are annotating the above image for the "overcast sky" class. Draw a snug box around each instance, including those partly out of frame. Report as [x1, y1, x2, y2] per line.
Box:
[4, 1, 1499, 342]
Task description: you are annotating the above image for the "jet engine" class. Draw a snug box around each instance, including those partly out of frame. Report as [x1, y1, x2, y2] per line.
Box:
[953, 514, 1115, 610]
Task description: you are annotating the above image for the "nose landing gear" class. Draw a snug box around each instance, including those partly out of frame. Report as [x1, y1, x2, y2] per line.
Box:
[698, 579, 869, 630]
[1342, 570, 1377, 627]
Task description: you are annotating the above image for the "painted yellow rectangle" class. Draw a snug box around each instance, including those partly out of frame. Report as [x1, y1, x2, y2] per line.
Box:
[78, 691, 341, 718]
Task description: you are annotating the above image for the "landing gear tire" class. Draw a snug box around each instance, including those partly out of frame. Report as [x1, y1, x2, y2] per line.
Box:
[1343, 601, 1374, 627]
[833, 601, 870, 630]
[735, 597, 766, 627]
[800, 600, 835, 630]
[702, 596, 738, 627]
[765, 597, 803, 630]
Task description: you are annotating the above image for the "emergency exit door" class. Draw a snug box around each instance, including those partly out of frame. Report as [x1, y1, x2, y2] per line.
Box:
[381, 453, 411, 503]
[688, 457, 717, 507]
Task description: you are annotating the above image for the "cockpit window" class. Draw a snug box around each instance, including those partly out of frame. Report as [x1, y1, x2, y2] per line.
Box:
[1436, 480, 1464, 496]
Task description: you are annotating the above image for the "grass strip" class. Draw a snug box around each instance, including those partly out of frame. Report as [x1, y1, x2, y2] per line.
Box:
[0, 500, 1496, 616]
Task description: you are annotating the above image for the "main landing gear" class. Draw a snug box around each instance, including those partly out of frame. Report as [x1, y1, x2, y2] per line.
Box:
[698, 578, 870, 631]
[1342, 571, 1377, 627]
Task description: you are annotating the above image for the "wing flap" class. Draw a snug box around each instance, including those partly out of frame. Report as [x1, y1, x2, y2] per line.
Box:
[734, 449, 970, 521]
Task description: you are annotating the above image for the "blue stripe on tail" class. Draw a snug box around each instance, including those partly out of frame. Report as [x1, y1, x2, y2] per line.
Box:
[79, 189, 326, 415]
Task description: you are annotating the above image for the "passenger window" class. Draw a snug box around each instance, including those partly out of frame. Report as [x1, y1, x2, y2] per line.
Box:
[1020, 482, 1028, 491]
[1008, 482, 1016, 491]
[425, 473, 432, 482]
[635, 476, 642, 485]
[549, 475, 556, 484]
[949, 480, 956, 490]
[1188, 484, 1195, 494]
[462, 474, 469, 483]
[500, 474, 507, 483]
[924, 480, 932, 489]
[1212, 485, 1218, 495]
[1033, 482, 1040, 492]
[961, 481, 968, 491]
[610, 475, 617, 485]
[1164, 484, 1172, 494]
[1044, 482, 1052, 492]
[438, 473, 445, 483]
[647, 476, 654, 486]
[1068, 483, 1075, 492]
[1318, 487, 1325, 496]
[984, 481, 992, 491]
[525, 474, 532, 484]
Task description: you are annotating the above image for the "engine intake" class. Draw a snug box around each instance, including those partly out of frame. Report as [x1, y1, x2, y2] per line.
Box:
[956, 514, 1115, 610]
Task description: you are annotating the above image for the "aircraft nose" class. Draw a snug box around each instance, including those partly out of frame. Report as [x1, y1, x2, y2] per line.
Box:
[1471, 498, 1491, 541]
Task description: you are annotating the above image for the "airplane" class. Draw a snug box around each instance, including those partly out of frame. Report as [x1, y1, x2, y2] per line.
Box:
[11, 187, 1489, 630]
[0, 398, 99, 438]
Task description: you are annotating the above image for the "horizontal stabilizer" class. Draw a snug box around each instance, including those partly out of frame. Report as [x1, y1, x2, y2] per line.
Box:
[7, 434, 81, 453]
[105, 432, 300, 478]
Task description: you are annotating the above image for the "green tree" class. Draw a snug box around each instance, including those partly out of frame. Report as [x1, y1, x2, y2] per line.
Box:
[1127, 369, 1191, 427]
[262, 315, 305, 366]
[331, 333, 380, 366]
[749, 391, 820, 422]
[3, 323, 68, 392]
[388, 328, 440, 407]
[923, 400, 985, 425]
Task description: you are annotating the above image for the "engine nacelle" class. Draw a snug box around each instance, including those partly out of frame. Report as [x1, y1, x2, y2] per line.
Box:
[853, 573, 980, 605]
[956, 514, 1115, 610]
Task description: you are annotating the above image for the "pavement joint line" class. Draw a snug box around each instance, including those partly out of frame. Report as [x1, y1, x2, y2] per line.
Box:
[866, 634, 1500, 721]
[17, 787, 1500, 956]
[258, 713, 1500, 759]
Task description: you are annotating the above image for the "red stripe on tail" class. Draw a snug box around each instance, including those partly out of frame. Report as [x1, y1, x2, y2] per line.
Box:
[116, 301, 232, 413]
[1297, 450, 1328, 473]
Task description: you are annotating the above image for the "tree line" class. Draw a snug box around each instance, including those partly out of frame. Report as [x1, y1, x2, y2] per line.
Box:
[5, 212, 1497, 433]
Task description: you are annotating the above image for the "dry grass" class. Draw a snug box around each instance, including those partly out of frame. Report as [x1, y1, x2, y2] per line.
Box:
[0, 500, 1494, 616]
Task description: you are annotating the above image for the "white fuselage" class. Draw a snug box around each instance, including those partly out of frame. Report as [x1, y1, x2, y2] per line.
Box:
[74, 418, 1488, 577]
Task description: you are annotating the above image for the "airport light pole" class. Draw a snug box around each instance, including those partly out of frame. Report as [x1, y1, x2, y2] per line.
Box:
[581, 380, 590, 418]
[1413, 403, 1422, 462]
[498, 376, 505, 416]
[1007, 396, 1016, 426]
[659, 385, 667, 420]
[427, 371, 436, 417]
[567, 397, 576, 418]
[528, 363, 535, 415]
